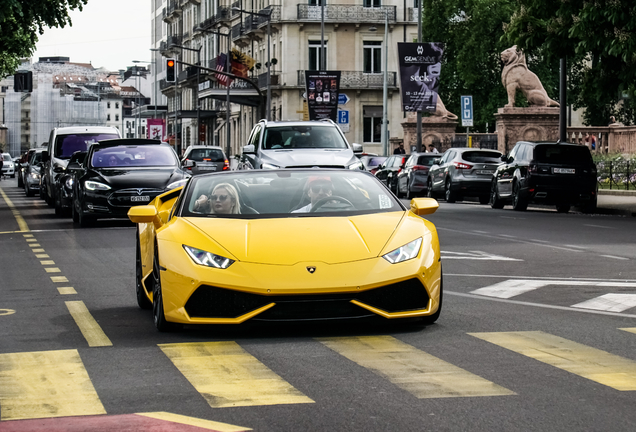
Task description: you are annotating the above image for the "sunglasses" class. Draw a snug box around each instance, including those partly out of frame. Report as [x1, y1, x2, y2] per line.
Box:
[310, 185, 332, 194]
[211, 194, 230, 202]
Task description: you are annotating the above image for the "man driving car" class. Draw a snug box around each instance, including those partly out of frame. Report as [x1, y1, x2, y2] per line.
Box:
[291, 177, 334, 213]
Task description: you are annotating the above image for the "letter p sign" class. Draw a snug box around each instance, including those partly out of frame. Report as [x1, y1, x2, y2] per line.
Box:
[461, 95, 473, 127]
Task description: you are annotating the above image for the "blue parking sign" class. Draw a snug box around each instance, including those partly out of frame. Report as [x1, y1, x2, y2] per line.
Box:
[338, 110, 349, 124]
[461, 95, 473, 127]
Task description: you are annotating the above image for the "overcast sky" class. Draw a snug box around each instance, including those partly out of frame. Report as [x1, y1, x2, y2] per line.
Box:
[32, 0, 152, 72]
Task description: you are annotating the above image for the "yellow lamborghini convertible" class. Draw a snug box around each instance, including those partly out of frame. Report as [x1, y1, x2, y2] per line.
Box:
[128, 168, 442, 331]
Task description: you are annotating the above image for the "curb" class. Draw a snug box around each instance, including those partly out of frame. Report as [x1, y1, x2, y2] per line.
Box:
[598, 189, 636, 197]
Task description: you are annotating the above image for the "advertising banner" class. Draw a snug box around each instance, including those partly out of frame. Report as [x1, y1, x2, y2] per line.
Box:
[147, 119, 165, 141]
[304, 70, 341, 121]
[397, 42, 444, 112]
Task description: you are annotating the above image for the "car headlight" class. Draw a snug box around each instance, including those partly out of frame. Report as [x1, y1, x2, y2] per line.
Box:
[183, 245, 235, 269]
[167, 178, 188, 190]
[261, 163, 281, 169]
[382, 238, 423, 264]
[65, 177, 74, 189]
[30, 172, 40, 179]
[348, 160, 364, 170]
[85, 180, 111, 191]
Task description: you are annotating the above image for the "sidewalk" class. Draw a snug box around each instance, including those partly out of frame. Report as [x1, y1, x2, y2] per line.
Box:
[597, 189, 636, 216]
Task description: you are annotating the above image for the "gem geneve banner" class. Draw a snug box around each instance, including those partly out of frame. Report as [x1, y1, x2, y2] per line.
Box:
[397, 43, 444, 112]
[304, 71, 341, 121]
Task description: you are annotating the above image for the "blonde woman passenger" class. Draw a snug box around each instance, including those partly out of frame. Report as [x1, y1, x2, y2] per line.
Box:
[193, 182, 241, 214]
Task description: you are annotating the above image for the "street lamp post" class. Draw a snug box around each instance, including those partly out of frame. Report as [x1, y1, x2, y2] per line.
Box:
[381, 11, 389, 157]
[172, 44, 202, 145]
[232, 7, 272, 121]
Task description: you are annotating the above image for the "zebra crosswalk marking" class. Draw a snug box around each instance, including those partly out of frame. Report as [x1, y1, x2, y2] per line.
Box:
[619, 328, 636, 335]
[470, 331, 636, 391]
[318, 336, 514, 398]
[159, 341, 314, 408]
[0, 349, 106, 420]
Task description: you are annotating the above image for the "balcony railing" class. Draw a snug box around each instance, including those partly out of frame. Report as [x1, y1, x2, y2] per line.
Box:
[408, 7, 420, 22]
[297, 70, 396, 89]
[198, 6, 230, 31]
[297, 5, 396, 23]
[257, 73, 279, 89]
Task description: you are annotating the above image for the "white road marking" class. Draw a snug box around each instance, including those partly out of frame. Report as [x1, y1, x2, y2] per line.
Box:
[441, 250, 522, 261]
[447, 274, 636, 283]
[471, 279, 636, 299]
[436, 227, 584, 252]
[572, 294, 636, 313]
[600, 254, 629, 260]
[499, 234, 517, 238]
[584, 224, 614, 229]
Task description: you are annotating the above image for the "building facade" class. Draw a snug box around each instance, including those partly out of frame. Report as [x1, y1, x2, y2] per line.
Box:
[155, 0, 421, 157]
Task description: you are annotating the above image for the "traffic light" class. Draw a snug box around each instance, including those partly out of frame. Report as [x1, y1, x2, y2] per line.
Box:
[14, 71, 33, 92]
[166, 58, 176, 82]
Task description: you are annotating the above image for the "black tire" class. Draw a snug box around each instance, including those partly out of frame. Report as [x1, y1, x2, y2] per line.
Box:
[581, 199, 597, 214]
[479, 195, 490, 205]
[444, 179, 457, 203]
[18, 175, 23, 188]
[24, 183, 34, 197]
[71, 200, 79, 223]
[11, 173, 15, 178]
[556, 204, 570, 213]
[405, 182, 413, 200]
[136, 233, 152, 310]
[152, 245, 177, 332]
[54, 193, 63, 216]
[511, 181, 528, 211]
[396, 180, 403, 198]
[78, 206, 94, 228]
[489, 180, 505, 209]
[426, 178, 436, 199]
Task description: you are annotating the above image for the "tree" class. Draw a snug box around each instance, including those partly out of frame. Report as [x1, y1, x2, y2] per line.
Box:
[0, 0, 87, 78]
[505, 0, 636, 125]
[420, 0, 560, 132]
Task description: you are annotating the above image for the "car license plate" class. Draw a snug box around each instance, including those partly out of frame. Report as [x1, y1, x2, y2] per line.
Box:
[198, 166, 216, 171]
[553, 168, 575, 174]
[477, 169, 494, 175]
[131, 196, 151, 202]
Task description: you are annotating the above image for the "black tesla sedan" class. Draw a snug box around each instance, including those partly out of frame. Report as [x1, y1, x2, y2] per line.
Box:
[70, 139, 190, 227]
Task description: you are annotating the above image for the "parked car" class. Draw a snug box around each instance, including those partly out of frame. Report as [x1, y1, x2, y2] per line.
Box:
[427, 148, 503, 204]
[17, 149, 36, 188]
[40, 126, 121, 213]
[1, 153, 15, 178]
[24, 149, 46, 197]
[489, 141, 597, 213]
[238, 119, 363, 170]
[374, 154, 408, 193]
[127, 168, 442, 331]
[181, 145, 230, 176]
[359, 155, 387, 175]
[396, 153, 440, 199]
[54, 151, 87, 215]
[70, 139, 190, 227]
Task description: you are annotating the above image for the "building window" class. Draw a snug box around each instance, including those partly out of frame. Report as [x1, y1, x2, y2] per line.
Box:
[126, 121, 130, 129]
[414, 0, 421, 7]
[363, 106, 383, 143]
[308, 0, 326, 4]
[115, 102, 119, 109]
[115, 114, 119, 121]
[363, 41, 382, 73]
[107, 114, 111, 121]
[107, 102, 111, 109]
[308, 40, 327, 71]
[364, 0, 381, 6]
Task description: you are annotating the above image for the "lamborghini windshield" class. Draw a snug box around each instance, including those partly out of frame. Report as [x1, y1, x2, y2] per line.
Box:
[180, 170, 403, 218]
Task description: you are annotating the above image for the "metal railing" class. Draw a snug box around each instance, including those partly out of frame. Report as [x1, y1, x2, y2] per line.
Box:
[596, 160, 636, 190]
[297, 5, 396, 22]
[297, 70, 396, 88]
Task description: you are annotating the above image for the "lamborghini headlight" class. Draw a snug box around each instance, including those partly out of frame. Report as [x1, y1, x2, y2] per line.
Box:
[183, 245, 235, 269]
[382, 238, 423, 264]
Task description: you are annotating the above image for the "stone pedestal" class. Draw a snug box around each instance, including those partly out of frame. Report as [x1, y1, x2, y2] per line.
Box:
[401, 112, 458, 152]
[494, 107, 560, 154]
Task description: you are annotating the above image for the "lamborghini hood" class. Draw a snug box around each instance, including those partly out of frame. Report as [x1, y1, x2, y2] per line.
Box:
[185, 212, 407, 265]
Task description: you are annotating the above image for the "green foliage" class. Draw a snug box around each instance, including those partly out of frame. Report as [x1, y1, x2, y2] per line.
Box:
[0, 0, 87, 77]
[420, 0, 561, 132]
[505, 0, 636, 126]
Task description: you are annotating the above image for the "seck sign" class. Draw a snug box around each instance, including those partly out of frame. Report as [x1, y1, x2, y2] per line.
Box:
[461, 95, 473, 127]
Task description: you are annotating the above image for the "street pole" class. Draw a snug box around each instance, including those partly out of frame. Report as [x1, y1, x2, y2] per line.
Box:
[266, 16, 271, 121]
[416, 5, 423, 153]
[320, 2, 325, 71]
[559, 57, 567, 142]
[196, 48, 201, 145]
[381, 11, 388, 157]
[226, 35, 231, 158]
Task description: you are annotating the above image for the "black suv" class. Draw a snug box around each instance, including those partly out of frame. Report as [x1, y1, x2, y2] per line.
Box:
[490, 141, 597, 213]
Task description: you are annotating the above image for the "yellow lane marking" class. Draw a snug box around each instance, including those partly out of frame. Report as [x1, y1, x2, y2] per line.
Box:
[0, 349, 106, 420]
[51, 276, 69, 283]
[0, 309, 16, 316]
[318, 336, 514, 398]
[0, 188, 30, 232]
[58, 287, 77, 295]
[620, 327, 636, 335]
[35, 254, 50, 258]
[26, 238, 37, 242]
[23, 234, 33, 237]
[33, 248, 45, 253]
[40, 260, 55, 265]
[44, 267, 61, 273]
[138, 412, 252, 431]
[65, 301, 112, 347]
[470, 331, 636, 391]
[28, 243, 41, 247]
[159, 341, 314, 408]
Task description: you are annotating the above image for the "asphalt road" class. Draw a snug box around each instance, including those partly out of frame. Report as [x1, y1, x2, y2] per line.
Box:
[1, 177, 636, 432]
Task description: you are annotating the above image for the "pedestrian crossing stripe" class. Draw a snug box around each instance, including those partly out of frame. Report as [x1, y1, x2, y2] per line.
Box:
[318, 335, 515, 398]
[619, 328, 636, 335]
[472, 279, 636, 300]
[470, 331, 636, 391]
[159, 341, 314, 408]
[0, 349, 106, 420]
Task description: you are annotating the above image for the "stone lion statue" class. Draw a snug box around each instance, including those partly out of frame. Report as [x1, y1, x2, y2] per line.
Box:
[501, 45, 559, 108]
[432, 95, 458, 120]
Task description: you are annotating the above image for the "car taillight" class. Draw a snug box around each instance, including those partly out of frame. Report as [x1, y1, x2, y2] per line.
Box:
[223, 159, 230, 170]
[453, 162, 472, 169]
[412, 165, 429, 172]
